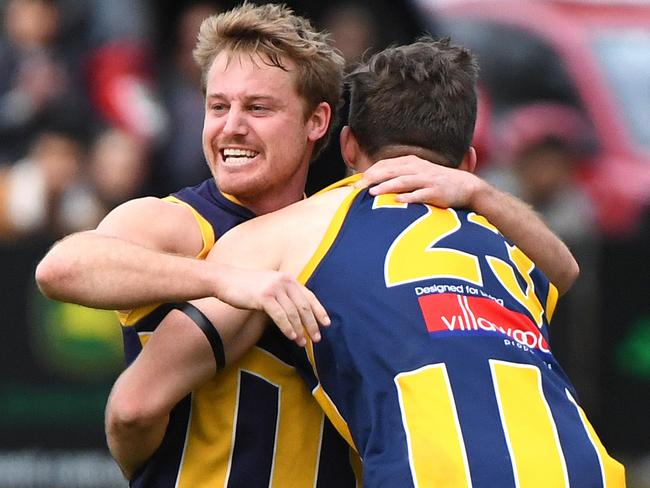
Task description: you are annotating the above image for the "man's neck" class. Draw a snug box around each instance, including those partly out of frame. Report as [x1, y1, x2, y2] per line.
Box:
[243, 189, 306, 215]
[372, 145, 448, 166]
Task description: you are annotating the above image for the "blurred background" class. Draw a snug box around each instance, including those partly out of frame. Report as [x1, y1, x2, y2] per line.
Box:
[0, 0, 648, 486]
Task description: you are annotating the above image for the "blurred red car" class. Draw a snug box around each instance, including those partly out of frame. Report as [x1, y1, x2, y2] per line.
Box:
[417, 0, 650, 236]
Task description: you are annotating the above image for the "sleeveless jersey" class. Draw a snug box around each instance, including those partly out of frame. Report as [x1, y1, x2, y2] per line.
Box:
[294, 182, 625, 488]
[119, 178, 358, 488]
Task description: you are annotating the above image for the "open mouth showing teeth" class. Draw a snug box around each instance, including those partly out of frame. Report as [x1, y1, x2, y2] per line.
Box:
[222, 148, 259, 164]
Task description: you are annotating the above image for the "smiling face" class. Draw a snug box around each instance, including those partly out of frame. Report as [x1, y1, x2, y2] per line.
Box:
[202, 51, 329, 214]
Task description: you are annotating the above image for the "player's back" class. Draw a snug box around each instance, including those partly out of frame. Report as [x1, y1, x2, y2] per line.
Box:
[298, 188, 625, 487]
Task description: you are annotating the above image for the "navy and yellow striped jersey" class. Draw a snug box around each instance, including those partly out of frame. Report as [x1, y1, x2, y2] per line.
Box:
[294, 183, 625, 488]
[120, 178, 358, 488]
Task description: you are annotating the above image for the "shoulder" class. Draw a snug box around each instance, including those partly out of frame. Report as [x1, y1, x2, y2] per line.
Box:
[170, 180, 255, 237]
[172, 179, 252, 215]
[228, 187, 354, 242]
[272, 186, 357, 225]
[214, 187, 356, 272]
[96, 197, 204, 256]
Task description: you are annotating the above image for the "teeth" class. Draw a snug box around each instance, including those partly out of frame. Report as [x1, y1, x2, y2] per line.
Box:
[223, 148, 258, 158]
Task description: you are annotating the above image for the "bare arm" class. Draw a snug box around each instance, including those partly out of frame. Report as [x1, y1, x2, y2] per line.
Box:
[105, 291, 286, 477]
[105, 216, 329, 477]
[464, 182, 579, 295]
[357, 157, 579, 294]
[34, 197, 218, 309]
[105, 307, 228, 478]
[35, 194, 330, 326]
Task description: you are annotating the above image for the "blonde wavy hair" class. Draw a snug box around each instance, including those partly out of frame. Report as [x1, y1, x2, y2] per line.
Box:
[193, 2, 345, 159]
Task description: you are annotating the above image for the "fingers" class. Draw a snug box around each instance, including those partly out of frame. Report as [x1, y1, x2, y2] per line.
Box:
[299, 286, 330, 337]
[355, 160, 417, 188]
[367, 175, 423, 196]
[302, 287, 330, 327]
[395, 188, 441, 205]
[283, 283, 331, 345]
[261, 297, 297, 340]
[262, 275, 330, 347]
[272, 293, 307, 346]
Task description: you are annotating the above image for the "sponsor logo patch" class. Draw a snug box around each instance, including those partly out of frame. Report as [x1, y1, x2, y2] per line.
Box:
[418, 293, 549, 353]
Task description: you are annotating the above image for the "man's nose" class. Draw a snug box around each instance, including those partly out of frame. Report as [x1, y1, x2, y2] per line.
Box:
[222, 107, 248, 136]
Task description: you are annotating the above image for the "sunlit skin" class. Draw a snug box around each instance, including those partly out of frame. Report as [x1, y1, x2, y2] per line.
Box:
[202, 51, 330, 215]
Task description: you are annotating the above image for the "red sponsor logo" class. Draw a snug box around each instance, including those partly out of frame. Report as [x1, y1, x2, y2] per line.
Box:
[418, 293, 549, 353]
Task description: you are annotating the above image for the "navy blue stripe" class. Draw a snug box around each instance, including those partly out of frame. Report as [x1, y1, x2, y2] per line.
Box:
[317, 418, 357, 487]
[130, 395, 192, 488]
[256, 325, 295, 366]
[172, 179, 255, 233]
[122, 326, 143, 366]
[227, 372, 279, 488]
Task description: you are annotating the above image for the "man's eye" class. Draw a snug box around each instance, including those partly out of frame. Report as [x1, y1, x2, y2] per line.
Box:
[250, 105, 267, 112]
[211, 104, 226, 112]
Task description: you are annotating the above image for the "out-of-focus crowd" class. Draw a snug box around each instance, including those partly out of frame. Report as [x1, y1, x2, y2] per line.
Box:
[0, 0, 423, 241]
[0, 0, 607, 247]
[0, 0, 201, 241]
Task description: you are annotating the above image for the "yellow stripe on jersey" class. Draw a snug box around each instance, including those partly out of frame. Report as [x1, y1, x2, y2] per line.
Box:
[118, 303, 159, 327]
[176, 346, 325, 488]
[313, 173, 363, 195]
[566, 390, 626, 488]
[350, 450, 363, 488]
[468, 212, 499, 234]
[219, 191, 247, 207]
[163, 196, 216, 258]
[312, 384, 356, 450]
[304, 337, 356, 450]
[137, 331, 152, 347]
[298, 185, 364, 285]
[295, 175, 380, 458]
[545, 282, 559, 323]
[372, 193, 408, 209]
[294, 178, 364, 451]
[490, 360, 569, 488]
[395, 364, 472, 488]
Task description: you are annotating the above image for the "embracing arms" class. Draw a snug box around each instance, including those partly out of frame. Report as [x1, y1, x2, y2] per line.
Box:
[102, 166, 577, 476]
[105, 286, 327, 477]
[103, 204, 328, 478]
[105, 303, 266, 478]
[36, 157, 577, 313]
[102, 192, 338, 478]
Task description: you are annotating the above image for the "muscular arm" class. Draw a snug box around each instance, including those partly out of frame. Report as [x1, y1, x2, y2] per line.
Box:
[34, 197, 220, 309]
[35, 195, 326, 324]
[465, 181, 579, 294]
[104, 310, 241, 479]
[358, 157, 579, 294]
[105, 208, 330, 477]
[106, 302, 266, 479]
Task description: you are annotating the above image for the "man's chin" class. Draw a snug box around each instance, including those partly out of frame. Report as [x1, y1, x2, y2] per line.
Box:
[216, 177, 265, 201]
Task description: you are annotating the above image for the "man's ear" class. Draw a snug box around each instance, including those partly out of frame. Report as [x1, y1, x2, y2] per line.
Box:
[306, 102, 331, 143]
[458, 146, 477, 173]
[340, 126, 363, 172]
